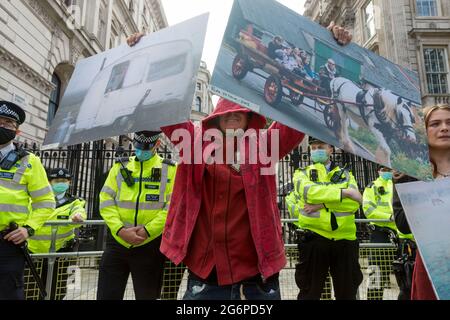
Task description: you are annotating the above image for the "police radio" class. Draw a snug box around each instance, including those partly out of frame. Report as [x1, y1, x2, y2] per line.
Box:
[0, 151, 20, 170]
[151, 168, 161, 182]
[120, 166, 135, 187]
[310, 169, 318, 182]
[378, 186, 386, 195]
[0, 148, 28, 170]
[330, 164, 349, 184]
[115, 147, 134, 187]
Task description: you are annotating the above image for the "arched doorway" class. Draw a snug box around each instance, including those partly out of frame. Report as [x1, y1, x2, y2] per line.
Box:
[47, 63, 74, 126]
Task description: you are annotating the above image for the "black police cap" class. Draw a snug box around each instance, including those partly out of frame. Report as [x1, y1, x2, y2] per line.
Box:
[308, 136, 325, 145]
[0, 101, 26, 125]
[48, 168, 72, 180]
[133, 131, 161, 150]
[377, 164, 391, 171]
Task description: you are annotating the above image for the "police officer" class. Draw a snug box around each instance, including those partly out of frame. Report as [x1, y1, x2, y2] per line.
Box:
[26, 168, 86, 300]
[97, 131, 177, 300]
[363, 170, 417, 300]
[362, 166, 415, 300]
[286, 136, 363, 300]
[363, 165, 397, 300]
[0, 101, 55, 300]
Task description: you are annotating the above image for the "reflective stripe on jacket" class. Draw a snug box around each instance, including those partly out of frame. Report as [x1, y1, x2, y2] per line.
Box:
[289, 162, 360, 240]
[28, 197, 86, 253]
[100, 155, 176, 248]
[362, 177, 397, 230]
[0, 152, 55, 231]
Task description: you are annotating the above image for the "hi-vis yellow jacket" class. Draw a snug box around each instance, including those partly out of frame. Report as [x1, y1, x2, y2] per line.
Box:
[0, 151, 55, 231]
[286, 163, 360, 240]
[363, 177, 413, 240]
[28, 196, 86, 253]
[99, 155, 176, 248]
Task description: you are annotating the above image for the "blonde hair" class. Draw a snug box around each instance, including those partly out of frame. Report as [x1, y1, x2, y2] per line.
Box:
[423, 104, 450, 127]
[423, 104, 450, 177]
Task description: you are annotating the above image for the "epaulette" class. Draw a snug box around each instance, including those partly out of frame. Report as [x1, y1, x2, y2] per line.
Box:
[367, 182, 374, 188]
[162, 158, 176, 166]
[56, 195, 77, 208]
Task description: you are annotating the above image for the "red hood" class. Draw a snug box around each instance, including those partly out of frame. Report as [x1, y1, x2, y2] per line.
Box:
[202, 98, 266, 131]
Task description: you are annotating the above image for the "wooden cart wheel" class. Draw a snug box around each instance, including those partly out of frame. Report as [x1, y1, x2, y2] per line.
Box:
[264, 76, 283, 107]
[232, 54, 250, 80]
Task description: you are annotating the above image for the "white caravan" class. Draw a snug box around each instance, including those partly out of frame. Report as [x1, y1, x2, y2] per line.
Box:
[74, 40, 194, 132]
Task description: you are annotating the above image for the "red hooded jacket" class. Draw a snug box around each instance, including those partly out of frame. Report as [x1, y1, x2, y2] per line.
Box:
[160, 99, 305, 280]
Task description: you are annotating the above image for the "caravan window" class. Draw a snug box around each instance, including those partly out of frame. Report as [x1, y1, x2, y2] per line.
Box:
[147, 53, 187, 82]
[105, 61, 130, 94]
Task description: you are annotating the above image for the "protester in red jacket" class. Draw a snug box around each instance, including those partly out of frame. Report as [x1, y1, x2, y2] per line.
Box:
[160, 98, 304, 299]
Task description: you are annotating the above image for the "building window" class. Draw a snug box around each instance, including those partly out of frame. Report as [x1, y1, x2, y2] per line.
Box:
[143, 5, 148, 23]
[195, 97, 202, 112]
[424, 48, 449, 94]
[129, 0, 136, 14]
[197, 82, 202, 91]
[363, 1, 376, 41]
[98, 1, 107, 46]
[47, 73, 61, 126]
[416, 0, 438, 16]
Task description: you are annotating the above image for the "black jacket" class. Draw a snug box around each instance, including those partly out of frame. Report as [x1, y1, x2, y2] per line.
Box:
[268, 41, 283, 59]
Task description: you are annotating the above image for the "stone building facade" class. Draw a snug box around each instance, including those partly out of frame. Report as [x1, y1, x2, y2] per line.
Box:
[191, 60, 213, 124]
[304, 0, 450, 106]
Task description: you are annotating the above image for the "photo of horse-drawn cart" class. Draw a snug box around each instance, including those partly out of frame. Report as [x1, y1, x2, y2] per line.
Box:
[231, 26, 340, 132]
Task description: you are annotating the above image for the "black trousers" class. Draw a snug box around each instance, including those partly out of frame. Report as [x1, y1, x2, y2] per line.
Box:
[295, 233, 363, 300]
[97, 235, 165, 300]
[367, 227, 396, 300]
[0, 240, 25, 300]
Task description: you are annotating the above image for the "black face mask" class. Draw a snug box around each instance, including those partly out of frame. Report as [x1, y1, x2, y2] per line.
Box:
[0, 127, 16, 145]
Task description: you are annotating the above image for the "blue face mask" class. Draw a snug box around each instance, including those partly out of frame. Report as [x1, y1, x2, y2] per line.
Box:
[52, 182, 69, 194]
[135, 148, 153, 162]
[310, 149, 329, 164]
[380, 172, 393, 180]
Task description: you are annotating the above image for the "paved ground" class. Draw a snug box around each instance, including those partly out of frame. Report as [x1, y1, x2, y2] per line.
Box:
[63, 262, 400, 300]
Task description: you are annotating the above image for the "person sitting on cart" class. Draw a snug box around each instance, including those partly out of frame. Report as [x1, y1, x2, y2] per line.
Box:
[274, 46, 291, 65]
[275, 47, 306, 79]
[292, 48, 310, 79]
[303, 55, 318, 82]
[319, 58, 339, 97]
[293, 48, 305, 67]
[296, 50, 317, 81]
[268, 35, 284, 60]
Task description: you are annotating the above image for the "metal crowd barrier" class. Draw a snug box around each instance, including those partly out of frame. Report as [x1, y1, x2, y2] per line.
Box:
[24, 219, 401, 300]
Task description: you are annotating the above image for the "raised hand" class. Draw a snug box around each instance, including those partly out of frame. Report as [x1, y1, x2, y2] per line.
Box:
[126, 32, 145, 47]
[327, 21, 353, 45]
